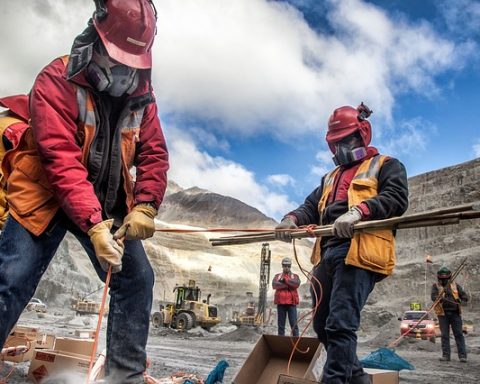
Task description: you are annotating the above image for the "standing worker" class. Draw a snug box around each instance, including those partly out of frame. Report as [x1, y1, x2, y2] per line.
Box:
[0, 1, 169, 382]
[275, 103, 408, 384]
[432, 266, 468, 362]
[272, 257, 301, 337]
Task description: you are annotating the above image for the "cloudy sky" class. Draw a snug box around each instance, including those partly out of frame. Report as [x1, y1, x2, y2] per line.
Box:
[1, 0, 479, 221]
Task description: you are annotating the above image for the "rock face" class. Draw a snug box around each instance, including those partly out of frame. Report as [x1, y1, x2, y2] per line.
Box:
[36, 158, 480, 326]
[368, 158, 480, 327]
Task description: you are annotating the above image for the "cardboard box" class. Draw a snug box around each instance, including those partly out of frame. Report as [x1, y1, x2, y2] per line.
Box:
[233, 335, 326, 384]
[54, 337, 95, 357]
[2, 335, 35, 363]
[35, 334, 56, 350]
[28, 349, 90, 384]
[364, 368, 399, 384]
[11, 325, 38, 341]
[74, 329, 97, 339]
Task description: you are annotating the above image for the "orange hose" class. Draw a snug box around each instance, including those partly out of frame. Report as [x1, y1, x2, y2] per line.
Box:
[86, 266, 112, 384]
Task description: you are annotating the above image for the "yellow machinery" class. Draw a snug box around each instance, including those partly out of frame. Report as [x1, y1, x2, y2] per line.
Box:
[71, 300, 108, 316]
[151, 279, 221, 331]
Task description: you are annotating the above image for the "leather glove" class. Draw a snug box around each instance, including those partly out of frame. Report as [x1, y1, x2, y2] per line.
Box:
[275, 216, 297, 242]
[113, 204, 157, 240]
[88, 219, 124, 273]
[333, 206, 362, 238]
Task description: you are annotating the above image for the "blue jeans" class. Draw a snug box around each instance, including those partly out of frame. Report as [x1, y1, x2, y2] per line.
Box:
[0, 215, 154, 383]
[277, 304, 299, 337]
[310, 243, 377, 384]
[438, 312, 467, 358]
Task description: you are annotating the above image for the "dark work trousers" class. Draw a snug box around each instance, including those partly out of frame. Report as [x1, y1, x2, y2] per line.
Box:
[310, 242, 377, 384]
[438, 311, 467, 358]
[277, 304, 300, 337]
[0, 215, 154, 384]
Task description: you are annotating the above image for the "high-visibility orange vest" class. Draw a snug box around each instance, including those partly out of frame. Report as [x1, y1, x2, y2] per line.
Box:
[434, 282, 461, 316]
[310, 155, 396, 276]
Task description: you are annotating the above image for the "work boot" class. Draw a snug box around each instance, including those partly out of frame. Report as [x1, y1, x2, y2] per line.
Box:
[439, 356, 450, 362]
[459, 357, 467, 363]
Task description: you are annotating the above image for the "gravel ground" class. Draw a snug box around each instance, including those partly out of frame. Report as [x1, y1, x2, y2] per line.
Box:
[2, 309, 479, 383]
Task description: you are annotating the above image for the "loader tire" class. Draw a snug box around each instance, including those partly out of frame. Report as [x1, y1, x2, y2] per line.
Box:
[151, 312, 164, 328]
[176, 312, 194, 330]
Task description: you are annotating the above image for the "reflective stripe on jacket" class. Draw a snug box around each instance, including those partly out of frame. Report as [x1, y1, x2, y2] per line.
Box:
[310, 155, 397, 276]
[272, 272, 300, 305]
[3, 56, 169, 235]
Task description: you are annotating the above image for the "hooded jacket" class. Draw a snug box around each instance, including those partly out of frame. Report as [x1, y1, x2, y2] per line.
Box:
[2, 22, 169, 235]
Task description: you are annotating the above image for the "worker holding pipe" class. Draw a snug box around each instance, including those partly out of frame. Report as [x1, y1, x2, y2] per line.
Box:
[275, 103, 408, 384]
[0, 1, 168, 382]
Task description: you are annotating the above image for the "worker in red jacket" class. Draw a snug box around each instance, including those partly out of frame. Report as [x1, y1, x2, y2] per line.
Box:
[0, 1, 168, 382]
[272, 257, 301, 337]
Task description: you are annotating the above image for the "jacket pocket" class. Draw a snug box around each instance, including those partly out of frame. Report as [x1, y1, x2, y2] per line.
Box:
[355, 229, 395, 271]
[6, 155, 55, 216]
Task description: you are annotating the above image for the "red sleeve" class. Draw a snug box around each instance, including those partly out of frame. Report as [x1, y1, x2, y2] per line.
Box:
[134, 101, 169, 208]
[30, 58, 102, 232]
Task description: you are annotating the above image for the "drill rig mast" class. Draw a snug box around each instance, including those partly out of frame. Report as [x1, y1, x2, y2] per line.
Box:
[255, 243, 271, 324]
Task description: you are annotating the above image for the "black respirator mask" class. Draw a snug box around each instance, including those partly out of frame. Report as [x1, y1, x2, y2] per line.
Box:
[332, 134, 367, 166]
[438, 278, 449, 286]
[87, 45, 139, 97]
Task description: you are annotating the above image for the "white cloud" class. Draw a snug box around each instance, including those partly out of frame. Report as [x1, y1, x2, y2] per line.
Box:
[377, 117, 436, 157]
[315, 149, 333, 164]
[266, 174, 295, 187]
[311, 165, 330, 178]
[0, 0, 472, 138]
[473, 139, 480, 158]
[166, 127, 296, 219]
[439, 0, 480, 38]
[153, 0, 470, 137]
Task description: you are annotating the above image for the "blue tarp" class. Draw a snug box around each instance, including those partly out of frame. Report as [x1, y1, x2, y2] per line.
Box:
[360, 347, 415, 371]
[205, 359, 230, 384]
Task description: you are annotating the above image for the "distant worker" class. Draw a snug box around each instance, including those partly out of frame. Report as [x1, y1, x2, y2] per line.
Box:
[275, 103, 408, 384]
[0, 1, 169, 382]
[272, 257, 300, 337]
[431, 266, 468, 363]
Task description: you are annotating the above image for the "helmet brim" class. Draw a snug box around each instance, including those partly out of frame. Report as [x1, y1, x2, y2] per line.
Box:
[98, 32, 152, 69]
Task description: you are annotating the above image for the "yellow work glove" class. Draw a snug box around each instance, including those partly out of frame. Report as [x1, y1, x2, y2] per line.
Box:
[113, 204, 157, 240]
[87, 219, 124, 273]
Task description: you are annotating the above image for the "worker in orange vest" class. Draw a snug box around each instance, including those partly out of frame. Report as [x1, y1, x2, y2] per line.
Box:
[275, 103, 408, 384]
[432, 266, 468, 362]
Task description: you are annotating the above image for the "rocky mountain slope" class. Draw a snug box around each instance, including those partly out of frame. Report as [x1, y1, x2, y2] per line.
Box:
[36, 158, 480, 327]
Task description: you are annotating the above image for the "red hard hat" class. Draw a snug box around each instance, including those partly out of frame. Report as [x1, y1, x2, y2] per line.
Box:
[326, 104, 372, 153]
[93, 0, 157, 69]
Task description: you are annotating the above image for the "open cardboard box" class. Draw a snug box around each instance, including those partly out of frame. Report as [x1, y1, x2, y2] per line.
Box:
[2, 326, 39, 363]
[54, 336, 95, 357]
[233, 335, 326, 384]
[28, 349, 90, 384]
